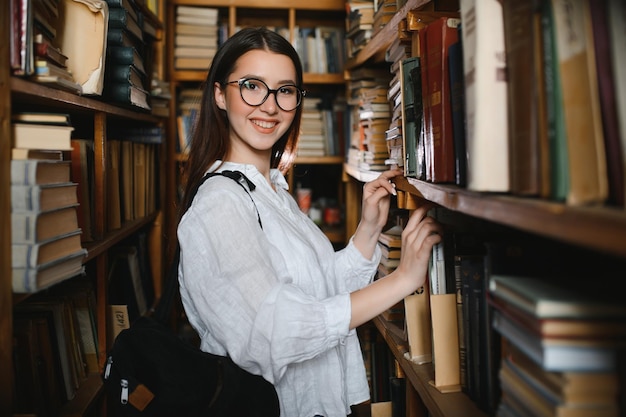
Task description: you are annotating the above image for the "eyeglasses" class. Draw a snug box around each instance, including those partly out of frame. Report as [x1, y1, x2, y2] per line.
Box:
[225, 78, 305, 112]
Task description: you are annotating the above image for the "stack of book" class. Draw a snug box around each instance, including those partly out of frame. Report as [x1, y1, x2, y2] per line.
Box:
[489, 275, 626, 417]
[104, 0, 151, 110]
[345, 0, 375, 57]
[377, 224, 402, 277]
[358, 85, 391, 172]
[10, 112, 86, 294]
[174, 5, 219, 70]
[298, 97, 327, 157]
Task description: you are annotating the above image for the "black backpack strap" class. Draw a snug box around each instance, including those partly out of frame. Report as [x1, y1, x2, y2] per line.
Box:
[154, 170, 261, 324]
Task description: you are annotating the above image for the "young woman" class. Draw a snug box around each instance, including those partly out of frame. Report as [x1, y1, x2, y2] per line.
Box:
[177, 27, 442, 417]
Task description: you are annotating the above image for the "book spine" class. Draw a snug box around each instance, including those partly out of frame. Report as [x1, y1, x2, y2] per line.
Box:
[11, 159, 37, 185]
[448, 35, 467, 187]
[11, 185, 42, 211]
[425, 17, 459, 183]
[460, 0, 510, 192]
[12, 268, 38, 293]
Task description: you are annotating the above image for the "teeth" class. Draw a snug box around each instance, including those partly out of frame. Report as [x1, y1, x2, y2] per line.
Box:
[252, 120, 276, 129]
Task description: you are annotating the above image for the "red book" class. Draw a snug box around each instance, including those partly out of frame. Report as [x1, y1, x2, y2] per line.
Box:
[424, 16, 460, 183]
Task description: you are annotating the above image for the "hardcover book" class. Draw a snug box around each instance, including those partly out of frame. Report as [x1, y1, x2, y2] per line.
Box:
[11, 160, 71, 185]
[11, 123, 74, 151]
[12, 229, 83, 269]
[11, 182, 78, 213]
[12, 248, 86, 293]
[11, 205, 81, 244]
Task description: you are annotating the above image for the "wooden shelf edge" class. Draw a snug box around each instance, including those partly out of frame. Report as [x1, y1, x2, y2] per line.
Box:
[59, 373, 104, 417]
[84, 211, 160, 262]
[10, 77, 161, 123]
[372, 316, 486, 417]
[344, 165, 626, 258]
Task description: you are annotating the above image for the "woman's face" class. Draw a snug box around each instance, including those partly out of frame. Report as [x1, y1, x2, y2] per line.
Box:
[215, 49, 298, 164]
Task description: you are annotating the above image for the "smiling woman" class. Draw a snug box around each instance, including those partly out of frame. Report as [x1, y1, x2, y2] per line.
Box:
[176, 27, 442, 417]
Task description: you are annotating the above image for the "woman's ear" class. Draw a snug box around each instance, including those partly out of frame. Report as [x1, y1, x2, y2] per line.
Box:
[214, 81, 227, 110]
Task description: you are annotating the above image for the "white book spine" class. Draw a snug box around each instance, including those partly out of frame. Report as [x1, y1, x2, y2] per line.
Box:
[11, 185, 42, 211]
[460, 0, 509, 192]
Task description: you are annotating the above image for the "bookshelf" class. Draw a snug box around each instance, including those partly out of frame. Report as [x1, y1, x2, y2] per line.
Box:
[344, 0, 626, 416]
[164, 0, 349, 263]
[1, 0, 168, 414]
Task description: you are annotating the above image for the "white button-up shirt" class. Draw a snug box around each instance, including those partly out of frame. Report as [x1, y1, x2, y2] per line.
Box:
[177, 161, 381, 417]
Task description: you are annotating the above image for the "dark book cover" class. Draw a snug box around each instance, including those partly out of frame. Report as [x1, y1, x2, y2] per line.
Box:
[401, 56, 420, 177]
[106, 46, 146, 75]
[108, 7, 143, 42]
[448, 34, 466, 187]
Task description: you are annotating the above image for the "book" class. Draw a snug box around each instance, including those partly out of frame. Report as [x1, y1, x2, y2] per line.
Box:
[107, 27, 145, 56]
[106, 46, 146, 75]
[12, 313, 66, 411]
[459, 0, 509, 192]
[30, 74, 83, 94]
[107, 139, 122, 230]
[448, 31, 466, 187]
[175, 34, 218, 47]
[105, 0, 138, 22]
[499, 352, 620, 417]
[607, 0, 626, 208]
[70, 139, 94, 242]
[489, 275, 626, 320]
[104, 82, 151, 111]
[12, 229, 83, 269]
[56, 0, 108, 95]
[11, 205, 81, 244]
[174, 56, 213, 70]
[493, 309, 619, 372]
[504, 342, 620, 405]
[400, 57, 420, 178]
[590, 0, 624, 207]
[11, 148, 63, 160]
[108, 246, 149, 322]
[11, 159, 71, 185]
[175, 23, 219, 36]
[12, 248, 86, 293]
[503, 0, 543, 197]
[108, 6, 143, 42]
[12, 112, 71, 125]
[33, 34, 68, 68]
[550, 0, 608, 206]
[11, 123, 74, 150]
[379, 225, 402, 248]
[105, 63, 146, 89]
[11, 182, 78, 212]
[424, 16, 460, 183]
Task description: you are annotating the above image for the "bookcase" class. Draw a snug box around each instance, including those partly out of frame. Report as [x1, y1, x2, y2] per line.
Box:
[163, 0, 349, 264]
[344, 0, 626, 416]
[0, 0, 168, 415]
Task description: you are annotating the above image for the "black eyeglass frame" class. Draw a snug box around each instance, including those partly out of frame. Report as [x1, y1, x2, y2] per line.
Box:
[224, 77, 306, 112]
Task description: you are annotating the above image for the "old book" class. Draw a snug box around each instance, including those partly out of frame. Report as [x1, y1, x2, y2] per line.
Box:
[488, 294, 626, 340]
[607, 0, 626, 208]
[11, 123, 74, 151]
[11, 148, 63, 160]
[489, 275, 626, 319]
[104, 82, 151, 111]
[173, 45, 217, 58]
[12, 313, 66, 412]
[459, 0, 509, 192]
[11, 159, 71, 185]
[108, 6, 143, 42]
[11, 182, 78, 212]
[107, 139, 122, 230]
[106, 46, 146, 75]
[11, 205, 80, 244]
[424, 16, 460, 183]
[56, 0, 108, 95]
[12, 229, 83, 269]
[105, 63, 146, 89]
[174, 56, 212, 70]
[30, 74, 83, 94]
[133, 142, 146, 218]
[175, 34, 218, 47]
[105, 0, 138, 22]
[70, 139, 94, 242]
[503, 0, 542, 196]
[550, 0, 608, 206]
[12, 111, 71, 125]
[12, 248, 86, 293]
[175, 23, 219, 36]
[107, 27, 145, 56]
[590, 0, 624, 207]
[448, 32, 466, 187]
[120, 140, 134, 221]
[493, 309, 619, 373]
[400, 57, 420, 178]
[378, 225, 402, 248]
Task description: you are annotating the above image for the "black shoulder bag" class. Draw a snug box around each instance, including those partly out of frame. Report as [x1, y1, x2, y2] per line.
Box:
[102, 170, 279, 417]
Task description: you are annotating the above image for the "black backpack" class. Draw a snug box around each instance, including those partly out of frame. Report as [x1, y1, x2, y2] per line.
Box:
[102, 170, 279, 417]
